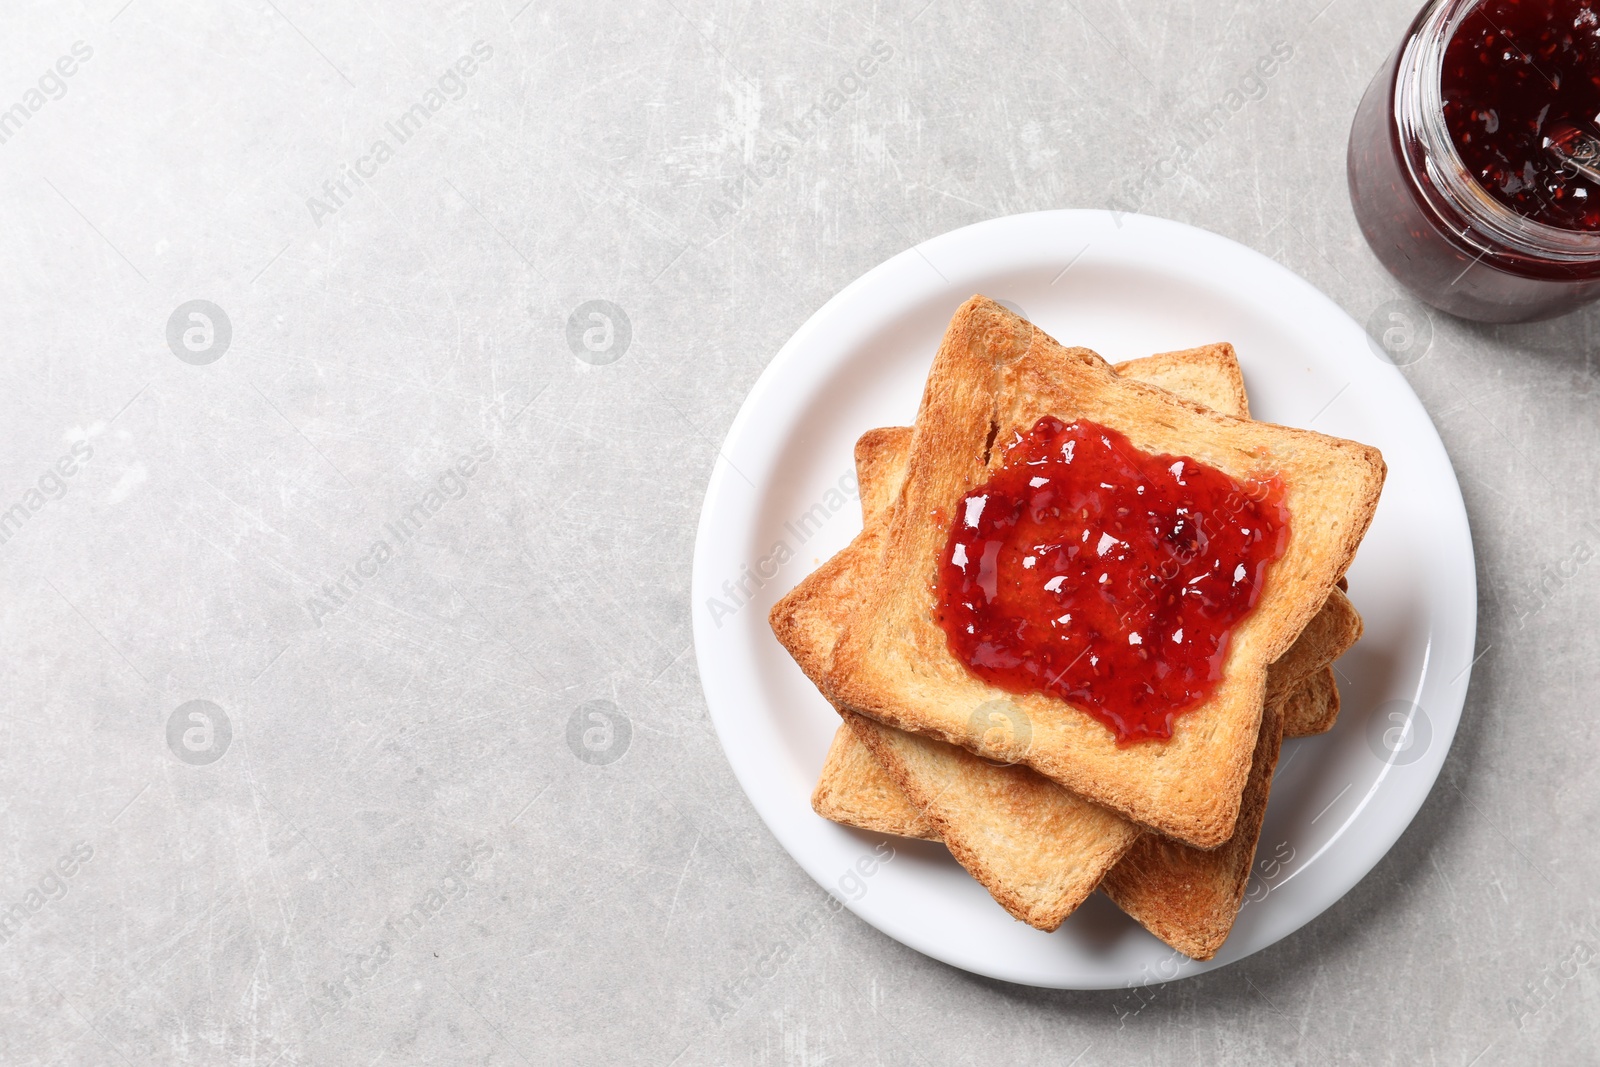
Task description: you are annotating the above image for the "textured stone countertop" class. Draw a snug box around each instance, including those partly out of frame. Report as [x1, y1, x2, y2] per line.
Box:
[0, 1, 1594, 1063]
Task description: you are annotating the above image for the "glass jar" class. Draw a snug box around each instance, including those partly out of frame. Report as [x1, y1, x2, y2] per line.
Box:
[1348, 0, 1600, 323]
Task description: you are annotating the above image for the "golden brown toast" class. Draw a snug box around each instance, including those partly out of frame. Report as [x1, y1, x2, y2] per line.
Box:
[1277, 663, 1340, 737]
[789, 336, 1362, 950]
[803, 439, 1351, 844]
[779, 347, 1250, 928]
[821, 296, 1385, 847]
[781, 344, 1358, 930]
[815, 699, 1293, 958]
[1268, 590, 1361, 706]
[810, 721, 936, 839]
[809, 665, 1340, 847]
[805, 420, 1351, 943]
[844, 709, 1133, 929]
[1099, 701, 1287, 960]
[794, 426, 1356, 741]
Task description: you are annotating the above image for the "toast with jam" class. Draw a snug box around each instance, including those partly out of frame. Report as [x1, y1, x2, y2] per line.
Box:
[817, 297, 1384, 849]
[776, 344, 1363, 938]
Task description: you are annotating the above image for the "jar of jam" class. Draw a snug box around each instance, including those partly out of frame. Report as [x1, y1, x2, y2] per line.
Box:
[1348, 0, 1600, 322]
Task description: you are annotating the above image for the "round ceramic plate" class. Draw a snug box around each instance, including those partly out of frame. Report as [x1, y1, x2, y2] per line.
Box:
[691, 210, 1476, 989]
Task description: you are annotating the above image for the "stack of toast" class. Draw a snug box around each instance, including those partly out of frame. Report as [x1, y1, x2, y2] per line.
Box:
[770, 296, 1385, 960]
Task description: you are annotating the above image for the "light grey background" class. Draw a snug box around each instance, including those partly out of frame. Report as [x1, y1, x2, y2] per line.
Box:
[0, 0, 1593, 1064]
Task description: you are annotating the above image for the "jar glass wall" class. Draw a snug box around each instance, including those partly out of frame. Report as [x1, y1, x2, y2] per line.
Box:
[1348, 0, 1600, 323]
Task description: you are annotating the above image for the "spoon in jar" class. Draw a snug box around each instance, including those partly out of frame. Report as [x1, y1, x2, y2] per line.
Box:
[1543, 121, 1600, 184]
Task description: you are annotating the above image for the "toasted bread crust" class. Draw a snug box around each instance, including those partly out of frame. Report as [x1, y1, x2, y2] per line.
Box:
[822, 296, 1385, 847]
[804, 423, 1349, 845]
[779, 340, 1359, 935]
[1278, 664, 1340, 737]
[811, 723, 938, 839]
[768, 465, 907, 693]
[846, 711, 1140, 930]
[1267, 589, 1361, 705]
[794, 424, 1354, 739]
[811, 653, 1339, 841]
[777, 345, 1271, 926]
[1100, 702, 1287, 960]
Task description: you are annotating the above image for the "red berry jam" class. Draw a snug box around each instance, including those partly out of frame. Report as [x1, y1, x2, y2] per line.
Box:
[1441, 0, 1600, 230]
[934, 417, 1290, 744]
[1348, 0, 1600, 322]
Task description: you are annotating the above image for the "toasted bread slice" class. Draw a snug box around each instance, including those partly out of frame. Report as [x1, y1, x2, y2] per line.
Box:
[784, 344, 1347, 929]
[810, 722, 936, 840]
[1277, 663, 1340, 737]
[795, 342, 1355, 948]
[807, 440, 1349, 845]
[844, 710, 1132, 930]
[794, 425, 1356, 738]
[1268, 589, 1360, 705]
[822, 296, 1385, 848]
[781, 347, 1248, 927]
[812, 659, 1337, 844]
[1099, 702, 1287, 959]
[774, 344, 1264, 703]
[811, 721, 937, 839]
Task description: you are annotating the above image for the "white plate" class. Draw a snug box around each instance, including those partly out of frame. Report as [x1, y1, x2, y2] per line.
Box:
[691, 210, 1476, 989]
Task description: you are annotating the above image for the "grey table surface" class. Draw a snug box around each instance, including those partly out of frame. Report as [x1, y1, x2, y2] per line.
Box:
[1, 0, 1595, 1064]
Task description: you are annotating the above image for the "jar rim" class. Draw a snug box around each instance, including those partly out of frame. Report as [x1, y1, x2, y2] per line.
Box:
[1396, 0, 1600, 262]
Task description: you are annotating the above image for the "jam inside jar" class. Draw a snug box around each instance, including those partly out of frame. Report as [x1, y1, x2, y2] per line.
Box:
[1442, 0, 1600, 230]
[1349, 0, 1600, 322]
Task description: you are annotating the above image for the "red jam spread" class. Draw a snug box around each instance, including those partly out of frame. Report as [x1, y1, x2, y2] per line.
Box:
[934, 417, 1290, 743]
[1441, 0, 1600, 230]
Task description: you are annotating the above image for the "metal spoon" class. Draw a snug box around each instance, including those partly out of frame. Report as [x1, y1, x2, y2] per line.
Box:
[1543, 121, 1600, 184]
